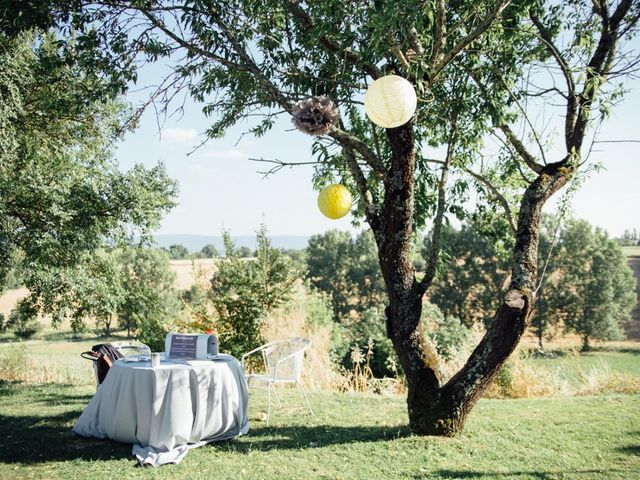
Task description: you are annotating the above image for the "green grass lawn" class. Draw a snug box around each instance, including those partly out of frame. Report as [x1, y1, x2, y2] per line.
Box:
[524, 348, 640, 388]
[0, 340, 639, 479]
[0, 381, 638, 480]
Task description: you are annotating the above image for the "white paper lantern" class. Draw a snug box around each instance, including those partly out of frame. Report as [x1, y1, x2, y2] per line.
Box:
[364, 75, 417, 128]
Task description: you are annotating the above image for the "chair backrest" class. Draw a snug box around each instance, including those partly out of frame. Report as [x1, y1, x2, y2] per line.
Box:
[111, 341, 151, 357]
[262, 337, 311, 382]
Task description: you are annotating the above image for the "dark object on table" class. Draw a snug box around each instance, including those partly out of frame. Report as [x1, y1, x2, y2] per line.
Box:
[81, 344, 123, 385]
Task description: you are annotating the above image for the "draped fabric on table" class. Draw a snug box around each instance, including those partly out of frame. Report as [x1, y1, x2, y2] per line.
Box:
[73, 355, 249, 466]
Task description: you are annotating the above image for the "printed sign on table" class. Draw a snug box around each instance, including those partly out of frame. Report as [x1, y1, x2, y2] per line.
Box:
[168, 334, 199, 359]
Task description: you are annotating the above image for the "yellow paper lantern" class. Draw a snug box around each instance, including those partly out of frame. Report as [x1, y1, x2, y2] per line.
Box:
[317, 184, 352, 219]
[364, 75, 417, 128]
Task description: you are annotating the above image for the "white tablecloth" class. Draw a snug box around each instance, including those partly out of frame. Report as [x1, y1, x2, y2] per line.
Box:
[73, 353, 249, 466]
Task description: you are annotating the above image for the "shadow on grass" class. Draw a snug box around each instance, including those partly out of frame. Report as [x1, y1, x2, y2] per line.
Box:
[0, 410, 132, 464]
[419, 469, 633, 479]
[618, 445, 640, 456]
[210, 423, 411, 453]
[0, 381, 132, 465]
[0, 381, 410, 464]
[0, 380, 93, 403]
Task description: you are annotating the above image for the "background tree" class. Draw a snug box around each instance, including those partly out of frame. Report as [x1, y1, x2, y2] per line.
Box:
[210, 226, 298, 358]
[307, 230, 386, 321]
[200, 244, 219, 258]
[165, 244, 190, 260]
[236, 246, 254, 258]
[11, 0, 639, 436]
[555, 221, 636, 351]
[306, 230, 359, 320]
[618, 228, 640, 246]
[427, 223, 510, 328]
[117, 247, 182, 345]
[0, 31, 177, 328]
[306, 229, 391, 375]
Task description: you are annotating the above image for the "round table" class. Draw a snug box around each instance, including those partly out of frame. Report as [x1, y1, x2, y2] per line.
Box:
[73, 354, 249, 466]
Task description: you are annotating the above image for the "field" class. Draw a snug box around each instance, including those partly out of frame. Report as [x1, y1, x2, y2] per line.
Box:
[169, 258, 217, 290]
[624, 246, 640, 258]
[0, 259, 216, 319]
[0, 339, 639, 479]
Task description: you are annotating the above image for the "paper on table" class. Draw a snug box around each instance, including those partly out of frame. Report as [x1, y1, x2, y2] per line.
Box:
[121, 355, 150, 363]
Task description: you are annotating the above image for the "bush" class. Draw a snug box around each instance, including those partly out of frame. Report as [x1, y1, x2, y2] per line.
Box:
[338, 306, 398, 378]
[210, 226, 298, 358]
[8, 301, 42, 340]
[423, 302, 470, 361]
[137, 317, 169, 352]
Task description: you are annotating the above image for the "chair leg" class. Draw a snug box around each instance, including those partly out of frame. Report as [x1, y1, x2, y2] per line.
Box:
[266, 383, 272, 425]
[272, 384, 282, 407]
[296, 381, 314, 416]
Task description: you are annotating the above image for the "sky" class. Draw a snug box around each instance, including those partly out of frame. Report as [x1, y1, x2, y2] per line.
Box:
[115, 62, 640, 240]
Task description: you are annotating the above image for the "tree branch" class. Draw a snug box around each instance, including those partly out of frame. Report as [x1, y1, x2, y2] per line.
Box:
[247, 157, 320, 177]
[423, 158, 517, 234]
[530, 12, 578, 150]
[329, 128, 388, 180]
[343, 146, 382, 233]
[418, 116, 457, 294]
[430, 0, 447, 66]
[569, 0, 637, 151]
[464, 66, 545, 174]
[429, 1, 512, 83]
[499, 124, 544, 174]
[284, 1, 382, 79]
[140, 11, 244, 72]
[464, 168, 517, 234]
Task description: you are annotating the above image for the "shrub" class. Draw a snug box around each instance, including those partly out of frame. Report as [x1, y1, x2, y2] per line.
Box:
[423, 301, 470, 361]
[137, 317, 169, 353]
[260, 284, 342, 390]
[210, 226, 298, 358]
[9, 300, 42, 340]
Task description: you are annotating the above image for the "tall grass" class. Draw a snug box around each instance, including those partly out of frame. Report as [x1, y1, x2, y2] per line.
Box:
[0, 344, 93, 385]
[261, 288, 342, 390]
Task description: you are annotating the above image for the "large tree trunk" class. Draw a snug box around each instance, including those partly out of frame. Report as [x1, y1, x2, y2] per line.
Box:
[377, 124, 570, 436]
[582, 334, 591, 352]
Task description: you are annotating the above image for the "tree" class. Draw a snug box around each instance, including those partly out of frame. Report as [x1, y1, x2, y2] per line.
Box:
[427, 216, 566, 349]
[306, 230, 358, 319]
[12, 0, 639, 436]
[236, 246, 253, 258]
[166, 244, 190, 260]
[307, 230, 386, 320]
[306, 230, 390, 374]
[117, 247, 182, 343]
[555, 221, 636, 351]
[427, 223, 510, 328]
[210, 226, 298, 358]
[0, 32, 177, 327]
[200, 244, 219, 258]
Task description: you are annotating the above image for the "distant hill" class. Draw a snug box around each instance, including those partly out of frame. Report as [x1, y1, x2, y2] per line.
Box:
[154, 234, 310, 252]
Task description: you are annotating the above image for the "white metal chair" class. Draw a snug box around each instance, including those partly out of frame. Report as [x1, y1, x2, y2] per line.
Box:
[241, 337, 314, 425]
[112, 341, 151, 358]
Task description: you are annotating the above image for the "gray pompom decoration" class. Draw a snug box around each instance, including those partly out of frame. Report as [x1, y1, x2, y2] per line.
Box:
[291, 95, 340, 136]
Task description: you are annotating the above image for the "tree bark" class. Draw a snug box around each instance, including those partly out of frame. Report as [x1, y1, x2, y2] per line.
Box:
[376, 127, 571, 435]
[538, 330, 544, 350]
[376, 124, 443, 428]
